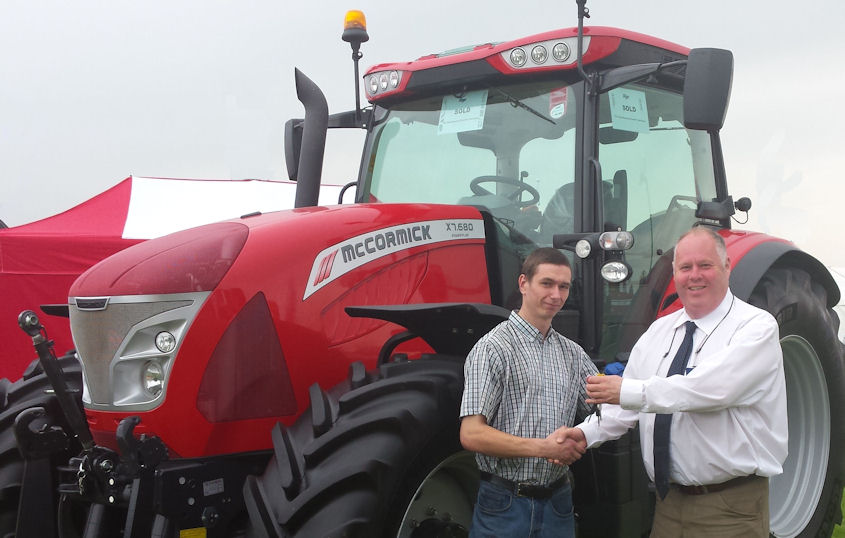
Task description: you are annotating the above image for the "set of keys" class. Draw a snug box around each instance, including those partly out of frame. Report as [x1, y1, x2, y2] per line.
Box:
[595, 372, 604, 425]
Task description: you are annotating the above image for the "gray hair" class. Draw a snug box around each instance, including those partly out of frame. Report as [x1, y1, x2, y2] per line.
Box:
[673, 227, 727, 265]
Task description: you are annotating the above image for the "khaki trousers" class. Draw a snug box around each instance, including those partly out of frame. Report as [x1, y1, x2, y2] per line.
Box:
[650, 475, 769, 538]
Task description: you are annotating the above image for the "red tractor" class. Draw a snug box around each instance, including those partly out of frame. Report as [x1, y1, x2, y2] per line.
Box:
[2, 3, 843, 537]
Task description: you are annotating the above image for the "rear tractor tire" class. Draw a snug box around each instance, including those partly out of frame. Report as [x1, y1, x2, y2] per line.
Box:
[244, 355, 479, 537]
[749, 267, 845, 537]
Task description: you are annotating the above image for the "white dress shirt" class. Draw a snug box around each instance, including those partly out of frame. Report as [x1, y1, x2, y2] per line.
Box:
[578, 292, 788, 486]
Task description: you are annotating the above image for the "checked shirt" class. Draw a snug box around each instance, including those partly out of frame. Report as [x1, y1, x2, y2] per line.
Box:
[460, 311, 597, 485]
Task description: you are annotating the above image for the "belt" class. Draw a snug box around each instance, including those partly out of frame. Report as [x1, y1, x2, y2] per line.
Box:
[671, 474, 761, 495]
[479, 471, 569, 499]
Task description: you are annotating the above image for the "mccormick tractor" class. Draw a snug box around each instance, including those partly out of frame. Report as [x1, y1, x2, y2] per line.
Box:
[2, 3, 844, 537]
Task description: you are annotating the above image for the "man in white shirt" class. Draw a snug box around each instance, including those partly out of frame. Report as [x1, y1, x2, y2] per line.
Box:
[570, 226, 787, 537]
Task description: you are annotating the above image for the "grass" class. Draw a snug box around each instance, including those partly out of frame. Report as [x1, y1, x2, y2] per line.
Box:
[835, 490, 845, 538]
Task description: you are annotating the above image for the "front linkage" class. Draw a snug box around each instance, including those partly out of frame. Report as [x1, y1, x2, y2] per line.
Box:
[13, 310, 266, 537]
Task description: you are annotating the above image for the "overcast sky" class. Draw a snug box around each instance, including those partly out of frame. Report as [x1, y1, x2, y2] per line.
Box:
[2, 0, 844, 266]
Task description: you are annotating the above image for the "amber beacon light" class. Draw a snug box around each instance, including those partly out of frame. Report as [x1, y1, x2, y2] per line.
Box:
[342, 10, 368, 44]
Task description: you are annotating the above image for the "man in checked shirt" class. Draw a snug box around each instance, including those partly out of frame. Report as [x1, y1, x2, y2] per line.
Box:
[460, 247, 598, 537]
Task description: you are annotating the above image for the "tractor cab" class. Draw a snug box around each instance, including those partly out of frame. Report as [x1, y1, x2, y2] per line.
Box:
[345, 33, 733, 359]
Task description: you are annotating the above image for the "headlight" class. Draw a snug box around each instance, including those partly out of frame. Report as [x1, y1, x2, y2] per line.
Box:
[601, 261, 631, 283]
[502, 36, 585, 70]
[552, 42, 571, 62]
[365, 70, 405, 97]
[143, 361, 164, 397]
[531, 45, 548, 64]
[155, 331, 176, 353]
[575, 239, 593, 259]
[510, 47, 527, 67]
[599, 231, 635, 251]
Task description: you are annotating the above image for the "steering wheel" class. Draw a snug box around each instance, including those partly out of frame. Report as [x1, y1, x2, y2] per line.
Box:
[469, 175, 540, 208]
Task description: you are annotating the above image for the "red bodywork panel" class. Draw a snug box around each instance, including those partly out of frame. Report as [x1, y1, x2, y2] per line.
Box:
[75, 204, 491, 457]
[365, 26, 689, 100]
[656, 230, 792, 318]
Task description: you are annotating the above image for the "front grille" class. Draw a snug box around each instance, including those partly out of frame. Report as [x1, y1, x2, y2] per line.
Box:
[69, 295, 201, 406]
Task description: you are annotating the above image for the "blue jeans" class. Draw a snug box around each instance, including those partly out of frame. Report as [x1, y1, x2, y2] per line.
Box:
[469, 479, 575, 538]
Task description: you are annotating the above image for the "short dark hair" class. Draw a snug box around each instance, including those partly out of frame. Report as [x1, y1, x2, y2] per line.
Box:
[521, 247, 571, 280]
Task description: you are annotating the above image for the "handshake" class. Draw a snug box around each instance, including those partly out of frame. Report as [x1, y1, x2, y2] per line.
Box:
[541, 373, 623, 465]
[544, 426, 587, 466]
[537, 373, 624, 466]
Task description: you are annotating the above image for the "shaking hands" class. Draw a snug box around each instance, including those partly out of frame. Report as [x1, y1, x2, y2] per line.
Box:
[543, 373, 625, 467]
[545, 426, 586, 466]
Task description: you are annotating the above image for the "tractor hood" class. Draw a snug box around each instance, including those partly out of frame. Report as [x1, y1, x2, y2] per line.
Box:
[69, 204, 487, 299]
[67, 203, 492, 457]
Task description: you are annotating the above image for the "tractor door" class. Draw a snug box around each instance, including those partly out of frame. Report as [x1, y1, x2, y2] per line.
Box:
[592, 83, 720, 359]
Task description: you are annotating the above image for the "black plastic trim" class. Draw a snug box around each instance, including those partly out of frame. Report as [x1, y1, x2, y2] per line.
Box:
[731, 241, 840, 307]
[345, 303, 510, 357]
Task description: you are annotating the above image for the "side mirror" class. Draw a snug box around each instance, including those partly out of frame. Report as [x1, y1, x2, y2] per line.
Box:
[683, 48, 733, 131]
[284, 118, 303, 181]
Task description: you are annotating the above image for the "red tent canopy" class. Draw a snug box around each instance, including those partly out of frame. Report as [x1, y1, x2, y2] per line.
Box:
[0, 176, 342, 380]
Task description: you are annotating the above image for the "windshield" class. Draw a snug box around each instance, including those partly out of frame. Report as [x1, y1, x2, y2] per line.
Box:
[358, 77, 721, 357]
[362, 80, 579, 244]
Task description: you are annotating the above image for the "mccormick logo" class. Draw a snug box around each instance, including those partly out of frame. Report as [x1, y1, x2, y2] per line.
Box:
[313, 249, 339, 286]
[303, 218, 485, 300]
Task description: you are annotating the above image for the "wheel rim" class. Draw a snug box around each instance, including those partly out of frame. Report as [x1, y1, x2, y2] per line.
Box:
[769, 335, 830, 537]
[396, 451, 479, 537]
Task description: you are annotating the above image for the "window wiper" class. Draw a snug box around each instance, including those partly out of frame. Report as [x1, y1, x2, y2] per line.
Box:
[492, 88, 557, 125]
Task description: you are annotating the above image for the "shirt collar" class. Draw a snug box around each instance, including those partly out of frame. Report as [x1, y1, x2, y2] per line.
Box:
[509, 310, 550, 342]
[677, 292, 734, 335]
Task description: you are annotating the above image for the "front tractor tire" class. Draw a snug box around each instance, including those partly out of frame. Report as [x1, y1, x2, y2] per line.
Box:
[244, 356, 479, 538]
[0, 355, 84, 537]
[748, 266, 845, 537]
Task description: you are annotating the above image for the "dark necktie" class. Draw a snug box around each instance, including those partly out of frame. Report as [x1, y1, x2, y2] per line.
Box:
[653, 320, 697, 500]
